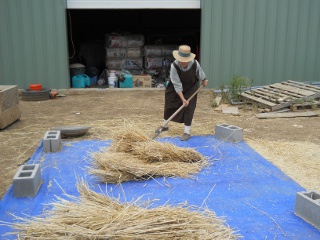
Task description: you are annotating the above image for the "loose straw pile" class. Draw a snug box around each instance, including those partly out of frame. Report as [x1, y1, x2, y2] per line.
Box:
[89, 122, 207, 183]
[5, 182, 240, 239]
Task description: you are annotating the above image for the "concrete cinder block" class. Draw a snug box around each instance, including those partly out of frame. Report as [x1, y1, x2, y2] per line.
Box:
[43, 132, 52, 153]
[215, 124, 243, 142]
[295, 190, 320, 230]
[13, 164, 41, 198]
[43, 131, 62, 152]
[48, 131, 61, 152]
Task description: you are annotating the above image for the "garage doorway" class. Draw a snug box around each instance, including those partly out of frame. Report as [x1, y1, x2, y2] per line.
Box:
[66, 9, 201, 87]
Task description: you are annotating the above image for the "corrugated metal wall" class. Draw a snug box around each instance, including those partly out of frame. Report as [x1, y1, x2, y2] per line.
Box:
[200, 0, 320, 88]
[1, 0, 319, 89]
[0, 0, 69, 89]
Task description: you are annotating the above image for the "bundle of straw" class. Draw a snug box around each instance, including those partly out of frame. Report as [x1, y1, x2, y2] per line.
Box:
[131, 141, 203, 163]
[89, 122, 207, 183]
[90, 151, 206, 183]
[6, 182, 240, 239]
[109, 123, 150, 153]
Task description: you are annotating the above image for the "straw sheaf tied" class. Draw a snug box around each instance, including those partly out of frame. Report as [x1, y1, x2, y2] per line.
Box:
[6, 182, 240, 239]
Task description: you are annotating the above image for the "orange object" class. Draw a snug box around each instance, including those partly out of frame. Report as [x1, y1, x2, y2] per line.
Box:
[29, 84, 42, 91]
[50, 91, 58, 99]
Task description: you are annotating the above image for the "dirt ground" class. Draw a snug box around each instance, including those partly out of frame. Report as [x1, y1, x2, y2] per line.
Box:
[1, 89, 319, 199]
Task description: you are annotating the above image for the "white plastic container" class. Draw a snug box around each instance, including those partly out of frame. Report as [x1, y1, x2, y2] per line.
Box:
[109, 70, 116, 77]
[108, 76, 118, 88]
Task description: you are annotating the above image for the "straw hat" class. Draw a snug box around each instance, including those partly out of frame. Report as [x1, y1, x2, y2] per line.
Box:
[172, 45, 196, 62]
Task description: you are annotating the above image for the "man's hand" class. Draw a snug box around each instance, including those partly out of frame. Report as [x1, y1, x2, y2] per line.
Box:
[178, 92, 189, 107]
[202, 79, 208, 86]
[182, 98, 189, 107]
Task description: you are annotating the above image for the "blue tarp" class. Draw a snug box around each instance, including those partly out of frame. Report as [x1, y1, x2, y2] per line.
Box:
[0, 136, 319, 239]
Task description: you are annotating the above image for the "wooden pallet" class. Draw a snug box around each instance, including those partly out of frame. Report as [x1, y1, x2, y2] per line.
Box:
[290, 101, 320, 112]
[240, 80, 320, 111]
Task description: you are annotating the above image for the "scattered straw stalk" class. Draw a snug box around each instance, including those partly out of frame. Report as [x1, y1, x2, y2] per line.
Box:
[5, 182, 240, 239]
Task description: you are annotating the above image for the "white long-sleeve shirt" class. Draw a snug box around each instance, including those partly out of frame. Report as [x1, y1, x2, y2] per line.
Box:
[169, 59, 207, 93]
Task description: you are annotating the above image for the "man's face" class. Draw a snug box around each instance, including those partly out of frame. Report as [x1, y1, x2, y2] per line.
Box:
[180, 61, 189, 68]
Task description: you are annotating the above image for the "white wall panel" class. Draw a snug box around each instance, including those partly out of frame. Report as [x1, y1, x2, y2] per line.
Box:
[67, 0, 200, 9]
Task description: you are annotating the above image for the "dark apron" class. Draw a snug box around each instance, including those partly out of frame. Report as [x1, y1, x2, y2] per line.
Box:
[164, 61, 198, 126]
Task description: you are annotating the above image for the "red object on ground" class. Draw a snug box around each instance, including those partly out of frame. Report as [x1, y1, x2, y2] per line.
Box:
[29, 84, 42, 91]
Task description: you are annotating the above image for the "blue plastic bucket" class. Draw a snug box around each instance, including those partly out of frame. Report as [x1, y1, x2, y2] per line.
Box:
[90, 75, 98, 85]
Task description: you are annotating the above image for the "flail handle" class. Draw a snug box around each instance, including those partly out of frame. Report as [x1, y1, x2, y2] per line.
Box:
[163, 85, 204, 126]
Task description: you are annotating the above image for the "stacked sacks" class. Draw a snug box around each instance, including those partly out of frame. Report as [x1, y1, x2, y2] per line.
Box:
[144, 45, 177, 70]
[105, 34, 145, 77]
[144, 45, 177, 87]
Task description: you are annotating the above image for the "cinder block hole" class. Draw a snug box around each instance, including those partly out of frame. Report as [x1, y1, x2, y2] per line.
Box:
[229, 126, 239, 130]
[19, 172, 32, 178]
[220, 124, 229, 127]
[47, 136, 56, 139]
[48, 131, 57, 134]
[304, 192, 320, 200]
[22, 165, 35, 171]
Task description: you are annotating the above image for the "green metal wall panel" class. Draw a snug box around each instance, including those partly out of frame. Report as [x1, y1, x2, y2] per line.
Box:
[0, 0, 69, 89]
[200, 0, 320, 88]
